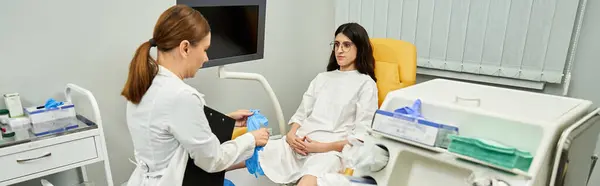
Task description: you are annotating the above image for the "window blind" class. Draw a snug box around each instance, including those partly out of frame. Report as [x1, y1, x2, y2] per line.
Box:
[335, 0, 580, 84]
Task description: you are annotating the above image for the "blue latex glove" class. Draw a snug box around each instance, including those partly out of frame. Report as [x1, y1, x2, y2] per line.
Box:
[245, 109, 268, 178]
[44, 98, 64, 110]
[224, 178, 235, 186]
[394, 99, 423, 118]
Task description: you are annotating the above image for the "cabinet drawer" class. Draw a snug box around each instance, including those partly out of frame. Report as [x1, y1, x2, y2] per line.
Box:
[0, 137, 97, 182]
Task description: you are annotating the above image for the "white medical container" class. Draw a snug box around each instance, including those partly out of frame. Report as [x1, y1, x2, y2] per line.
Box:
[24, 102, 77, 136]
[372, 110, 446, 147]
[363, 79, 597, 186]
[3, 93, 24, 118]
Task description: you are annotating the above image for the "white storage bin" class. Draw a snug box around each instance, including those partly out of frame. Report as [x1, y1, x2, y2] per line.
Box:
[24, 102, 78, 136]
[30, 117, 78, 136]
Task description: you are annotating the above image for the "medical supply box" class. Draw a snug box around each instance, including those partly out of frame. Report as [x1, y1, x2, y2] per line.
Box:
[372, 109, 458, 147]
[24, 102, 77, 136]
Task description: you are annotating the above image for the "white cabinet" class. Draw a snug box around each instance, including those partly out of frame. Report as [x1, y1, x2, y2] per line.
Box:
[0, 84, 113, 186]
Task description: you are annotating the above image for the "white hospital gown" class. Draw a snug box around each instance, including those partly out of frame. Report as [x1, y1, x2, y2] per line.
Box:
[259, 70, 378, 183]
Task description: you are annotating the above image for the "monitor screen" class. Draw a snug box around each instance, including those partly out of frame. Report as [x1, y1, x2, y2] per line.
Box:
[178, 0, 266, 68]
[194, 6, 258, 60]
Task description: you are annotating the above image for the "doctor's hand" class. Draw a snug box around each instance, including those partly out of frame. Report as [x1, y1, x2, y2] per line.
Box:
[250, 128, 270, 146]
[227, 110, 253, 127]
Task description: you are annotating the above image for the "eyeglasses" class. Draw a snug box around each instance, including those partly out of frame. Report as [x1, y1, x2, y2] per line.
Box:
[330, 41, 354, 52]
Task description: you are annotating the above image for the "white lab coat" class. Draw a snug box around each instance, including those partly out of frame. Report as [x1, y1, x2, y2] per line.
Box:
[259, 70, 378, 183]
[125, 66, 256, 186]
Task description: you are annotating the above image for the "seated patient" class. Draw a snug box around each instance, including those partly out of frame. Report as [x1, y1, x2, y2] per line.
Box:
[259, 23, 378, 186]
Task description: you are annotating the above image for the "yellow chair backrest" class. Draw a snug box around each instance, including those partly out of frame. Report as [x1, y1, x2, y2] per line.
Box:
[371, 38, 417, 107]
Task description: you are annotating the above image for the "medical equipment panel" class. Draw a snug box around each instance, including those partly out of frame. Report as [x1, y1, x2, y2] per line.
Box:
[386, 79, 587, 124]
[361, 79, 594, 186]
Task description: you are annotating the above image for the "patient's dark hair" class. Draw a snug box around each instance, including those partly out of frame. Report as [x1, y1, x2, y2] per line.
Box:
[327, 23, 376, 82]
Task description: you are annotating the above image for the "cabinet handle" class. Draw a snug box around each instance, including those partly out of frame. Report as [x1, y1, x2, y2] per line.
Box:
[16, 152, 52, 163]
[455, 96, 481, 107]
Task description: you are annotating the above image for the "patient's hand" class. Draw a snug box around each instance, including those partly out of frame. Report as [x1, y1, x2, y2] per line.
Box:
[304, 137, 328, 153]
[286, 132, 308, 155]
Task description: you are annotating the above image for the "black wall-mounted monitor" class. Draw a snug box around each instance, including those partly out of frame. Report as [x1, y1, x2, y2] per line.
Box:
[177, 0, 266, 68]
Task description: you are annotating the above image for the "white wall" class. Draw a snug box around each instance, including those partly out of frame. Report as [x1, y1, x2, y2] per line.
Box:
[0, 0, 334, 185]
[568, 1, 600, 185]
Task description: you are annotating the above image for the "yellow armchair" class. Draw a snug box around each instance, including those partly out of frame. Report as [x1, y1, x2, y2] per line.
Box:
[371, 38, 417, 107]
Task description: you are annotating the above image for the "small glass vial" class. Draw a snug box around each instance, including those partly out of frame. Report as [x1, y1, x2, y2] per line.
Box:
[343, 167, 355, 176]
[342, 156, 355, 176]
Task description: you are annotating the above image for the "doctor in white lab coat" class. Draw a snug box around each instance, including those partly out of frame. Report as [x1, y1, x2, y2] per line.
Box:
[120, 5, 269, 186]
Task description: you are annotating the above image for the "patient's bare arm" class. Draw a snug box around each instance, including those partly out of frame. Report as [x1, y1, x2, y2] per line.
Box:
[226, 161, 246, 171]
[304, 137, 348, 153]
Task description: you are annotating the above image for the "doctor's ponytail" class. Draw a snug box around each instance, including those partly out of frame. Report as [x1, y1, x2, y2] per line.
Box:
[121, 41, 157, 104]
[121, 5, 210, 104]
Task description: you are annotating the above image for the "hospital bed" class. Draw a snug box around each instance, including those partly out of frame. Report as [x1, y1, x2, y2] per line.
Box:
[354, 78, 600, 186]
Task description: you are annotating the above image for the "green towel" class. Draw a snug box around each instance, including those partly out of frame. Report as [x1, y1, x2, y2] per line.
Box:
[448, 135, 533, 172]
